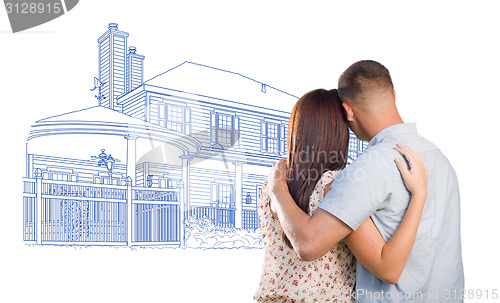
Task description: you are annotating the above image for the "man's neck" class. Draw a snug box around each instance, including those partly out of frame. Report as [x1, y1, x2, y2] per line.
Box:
[365, 113, 404, 141]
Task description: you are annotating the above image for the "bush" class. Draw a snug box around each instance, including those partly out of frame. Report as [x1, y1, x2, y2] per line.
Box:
[184, 216, 263, 249]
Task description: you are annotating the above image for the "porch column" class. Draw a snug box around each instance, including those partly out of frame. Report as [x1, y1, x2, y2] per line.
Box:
[27, 154, 34, 178]
[179, 155, 190, 247]
[35, 168, 42, 244]
[233, 161, 244, 229]
[143, 162, 150, 187]
[124, 134, 139, 186]
[126, 176, 133, 246]
[177, 179, 186, 247]
[180, 155, 191, 211]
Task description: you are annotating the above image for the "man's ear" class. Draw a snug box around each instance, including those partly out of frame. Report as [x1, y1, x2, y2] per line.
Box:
[393, 90, 396, 102]
[342, 102, 355, 122]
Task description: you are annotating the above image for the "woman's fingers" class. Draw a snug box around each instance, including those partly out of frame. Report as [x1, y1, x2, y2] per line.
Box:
[395, 144, 416, 162]
[394, 144, 423, 172]
[393, 144, 428, 195]
[394, 145, 414, 171]
[394, 157, 410, 178]
[268, 159, 288, 190]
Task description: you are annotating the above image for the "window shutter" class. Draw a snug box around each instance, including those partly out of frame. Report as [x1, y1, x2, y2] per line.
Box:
[279, 123, 286, 155]
[211, 112, 217, 127]
[159, 102, 165, 119]
[230, 184, 235, 208]
[233, 115, 240, 148]
[185, 107, 191, 123]
[185, 107, 192, 135]
[211, 183, 218, 203]
[210, 112, 217, 146]
[149, 99, 159, 125]
[260, 121, 267, 152]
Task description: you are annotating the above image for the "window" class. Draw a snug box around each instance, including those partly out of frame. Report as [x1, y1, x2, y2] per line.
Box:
[260, 121, 285, 155]
[267, 122, 279, 153]
[156, 101, 191, 134]
[218, 184, 232, 206]
[217, 113, 233, 145]
[210, 112, 240, 148]
[149, 96, 191, 135]
[211, 182, 234, 208]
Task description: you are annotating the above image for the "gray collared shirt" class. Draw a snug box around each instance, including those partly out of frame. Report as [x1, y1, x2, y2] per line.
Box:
[319, 123, 464, 302]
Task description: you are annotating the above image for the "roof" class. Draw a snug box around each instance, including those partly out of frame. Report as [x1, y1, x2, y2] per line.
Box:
[37, 106, 150, 125]
[31, 106, 201, 155]
[144, 61, 298, 112]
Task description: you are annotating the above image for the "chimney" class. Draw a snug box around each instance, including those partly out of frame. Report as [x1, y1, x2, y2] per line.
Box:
[126, 46, 145, 93]
[97, 23, 129, 111]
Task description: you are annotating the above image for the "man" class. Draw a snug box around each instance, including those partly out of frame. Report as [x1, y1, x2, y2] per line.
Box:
[268, 60, 464, 302]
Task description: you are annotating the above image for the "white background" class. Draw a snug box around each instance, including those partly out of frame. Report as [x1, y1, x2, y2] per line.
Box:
[1, 1, 499, 302]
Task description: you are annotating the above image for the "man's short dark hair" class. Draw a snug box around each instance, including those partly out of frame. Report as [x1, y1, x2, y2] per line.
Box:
[338, 60, 394, 103]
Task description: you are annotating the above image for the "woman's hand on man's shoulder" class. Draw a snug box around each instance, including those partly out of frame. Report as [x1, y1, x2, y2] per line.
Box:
[268, 159, 288, 200]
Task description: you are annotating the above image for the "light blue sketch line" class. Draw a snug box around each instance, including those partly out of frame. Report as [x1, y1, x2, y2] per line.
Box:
[22, 22, 367, 249]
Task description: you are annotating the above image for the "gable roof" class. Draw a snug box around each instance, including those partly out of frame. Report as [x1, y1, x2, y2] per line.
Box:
[36, 106, 150, 125]
[31, 106, 201, 155]
[144, 61, 298, 112]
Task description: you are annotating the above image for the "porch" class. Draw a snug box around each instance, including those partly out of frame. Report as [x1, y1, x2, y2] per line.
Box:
[23, 171, 183, 246]
[22, 170, 260, 246]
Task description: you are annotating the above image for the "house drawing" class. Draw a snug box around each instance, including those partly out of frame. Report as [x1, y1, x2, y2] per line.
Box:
[22, 23, 367, 248]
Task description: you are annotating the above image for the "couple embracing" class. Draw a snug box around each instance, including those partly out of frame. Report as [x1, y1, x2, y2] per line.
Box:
[253, 60, 464, 302]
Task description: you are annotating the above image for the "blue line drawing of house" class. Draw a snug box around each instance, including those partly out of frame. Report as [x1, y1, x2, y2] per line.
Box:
[22, 23, 367, 248]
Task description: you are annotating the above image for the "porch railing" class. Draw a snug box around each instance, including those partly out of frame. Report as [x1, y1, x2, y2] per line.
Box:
[23, 175, 259, 246]
[23, 176, 182, 246]
[188, 205, 236, 228]
[132, 187, 181, 243]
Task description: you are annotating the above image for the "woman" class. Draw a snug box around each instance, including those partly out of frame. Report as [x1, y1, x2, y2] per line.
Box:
[254, 89, 428, 302]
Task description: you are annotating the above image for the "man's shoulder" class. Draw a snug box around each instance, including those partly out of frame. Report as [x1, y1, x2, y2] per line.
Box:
[354, 140, 400, 167]
[369, 132, 444, 158]
[378, 133, 458, 179]
[340, 143, 398, 186]
[353, 133, 453, 173]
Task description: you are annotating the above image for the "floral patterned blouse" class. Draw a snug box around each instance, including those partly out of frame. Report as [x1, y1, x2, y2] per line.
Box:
[254, 170, 356, 303]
